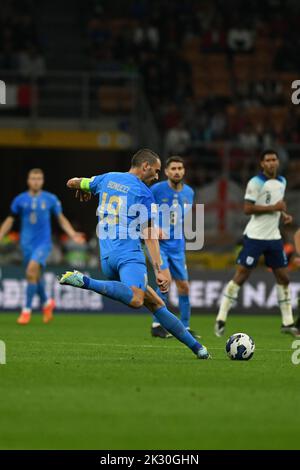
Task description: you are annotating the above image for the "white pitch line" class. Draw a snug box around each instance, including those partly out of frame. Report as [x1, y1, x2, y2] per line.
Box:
[8, 340, 292, 352]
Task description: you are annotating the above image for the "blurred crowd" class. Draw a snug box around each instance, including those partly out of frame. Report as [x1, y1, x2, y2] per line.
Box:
[85, 0, 300, 153]
[1, 0, 300, 184]
[1, 0, 300, 147]
[0, 231, 100, 268]
[0, 0, 46, 79]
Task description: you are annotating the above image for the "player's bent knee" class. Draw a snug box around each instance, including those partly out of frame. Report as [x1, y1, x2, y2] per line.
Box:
[143, 286, 165, 313]
[129, 287, 145, 309]
[130, 296, 144, 309]
[235, 276, 247, 286]
[26, 269, 38, 283]
[277, 277, 289, 286]
[26, 261, 40, 283]
[177, 282, 189, 295]
[280, 275, 289, 285]
[234, 268, 251, 286]
[273, 269, 290, 286]
[146, 298, 165, 313]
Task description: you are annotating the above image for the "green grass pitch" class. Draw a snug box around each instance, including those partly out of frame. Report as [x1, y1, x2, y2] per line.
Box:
[0, 312, 299, 450]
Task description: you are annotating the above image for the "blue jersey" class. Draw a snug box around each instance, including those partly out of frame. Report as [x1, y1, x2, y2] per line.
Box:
[10, 191, 62, 249]
[151, 181, 194, 252]
[90, 172, 155, 259]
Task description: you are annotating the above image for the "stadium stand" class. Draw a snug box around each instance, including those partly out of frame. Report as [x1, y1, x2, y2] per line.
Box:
[1, 0, 300, 255]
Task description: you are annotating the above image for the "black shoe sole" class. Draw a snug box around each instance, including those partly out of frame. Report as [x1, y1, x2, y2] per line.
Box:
[151, 333, 172, 339]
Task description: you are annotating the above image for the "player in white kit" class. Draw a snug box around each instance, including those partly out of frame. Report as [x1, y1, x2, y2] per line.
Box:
[293, 229, 300, 329]
[215, 150, 300, 337]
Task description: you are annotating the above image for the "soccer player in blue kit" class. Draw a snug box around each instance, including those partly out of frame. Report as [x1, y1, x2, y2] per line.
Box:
[0, 168, 84, 324]
[59, 149, 210, 359]
[149, 156, 198, 339]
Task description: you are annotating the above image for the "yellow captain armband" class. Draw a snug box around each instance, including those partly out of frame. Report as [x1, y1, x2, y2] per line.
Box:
[80, 178, 91, 192]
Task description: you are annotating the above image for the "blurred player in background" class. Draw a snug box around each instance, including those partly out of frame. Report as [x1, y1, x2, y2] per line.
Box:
[293, 229, 300, 256]
[293, 228, 300, 329]
[59, 149, 210, 359]
[0, 168, 84, 324]
[149, 156, 198, 339]
[215, 150, 300, 337]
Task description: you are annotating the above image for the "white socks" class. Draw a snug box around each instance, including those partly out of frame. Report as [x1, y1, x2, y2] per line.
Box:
[22, 308, 31, 315]
[276, 284, 294, 326]
[217, 281, 294, 326]
[217, 280, 240, 322]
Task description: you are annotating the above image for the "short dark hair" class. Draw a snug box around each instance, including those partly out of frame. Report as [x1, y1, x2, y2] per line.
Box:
[260, 149, 279, 161]
[165, 156, 185, 168]
[131, 148, 160, 168]
[28, 168, 44, 176]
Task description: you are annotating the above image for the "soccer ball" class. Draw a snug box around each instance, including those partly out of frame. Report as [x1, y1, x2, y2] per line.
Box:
[225, 333, 255, 360]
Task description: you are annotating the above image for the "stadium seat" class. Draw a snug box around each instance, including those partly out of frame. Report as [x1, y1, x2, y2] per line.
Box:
[98, 86, 135, 113]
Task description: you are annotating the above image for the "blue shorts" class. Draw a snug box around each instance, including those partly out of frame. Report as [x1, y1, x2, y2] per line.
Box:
[101, 250, 148, 291]
[237, 236, 288, 269]
[160, 247, 188, 280]
[22, 244, 52, 268]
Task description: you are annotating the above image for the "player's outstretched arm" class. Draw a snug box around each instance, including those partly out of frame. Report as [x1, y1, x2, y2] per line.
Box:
[0, 216, 15, 243]
[57, 213, 85, 244]
[67, 177, 92, 202]
[66, 177, 84, 188]
[244, 200, 286, 215]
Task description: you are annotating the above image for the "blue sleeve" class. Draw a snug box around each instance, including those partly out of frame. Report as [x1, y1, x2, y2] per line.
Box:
[89, 174, 105, 195]
[51, 195, 63, 217]
[10, 195, 21, 216]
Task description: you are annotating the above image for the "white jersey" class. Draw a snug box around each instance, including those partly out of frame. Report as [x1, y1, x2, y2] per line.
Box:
[243, 174, 286, 240]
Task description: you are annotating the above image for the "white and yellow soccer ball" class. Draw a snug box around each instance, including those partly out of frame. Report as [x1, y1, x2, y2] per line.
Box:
[226, 333, 255, 360]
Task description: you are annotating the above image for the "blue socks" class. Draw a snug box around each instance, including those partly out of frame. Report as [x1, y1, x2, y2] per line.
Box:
[72, 276, 202, 355]
[37, 278, 48, 305]
[154, 306, 202, 355]
[25, 283, 38, 310]
[179, 295, 191, 328]
[83, 276, 133, 306]
[153, 290, 191, 329]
